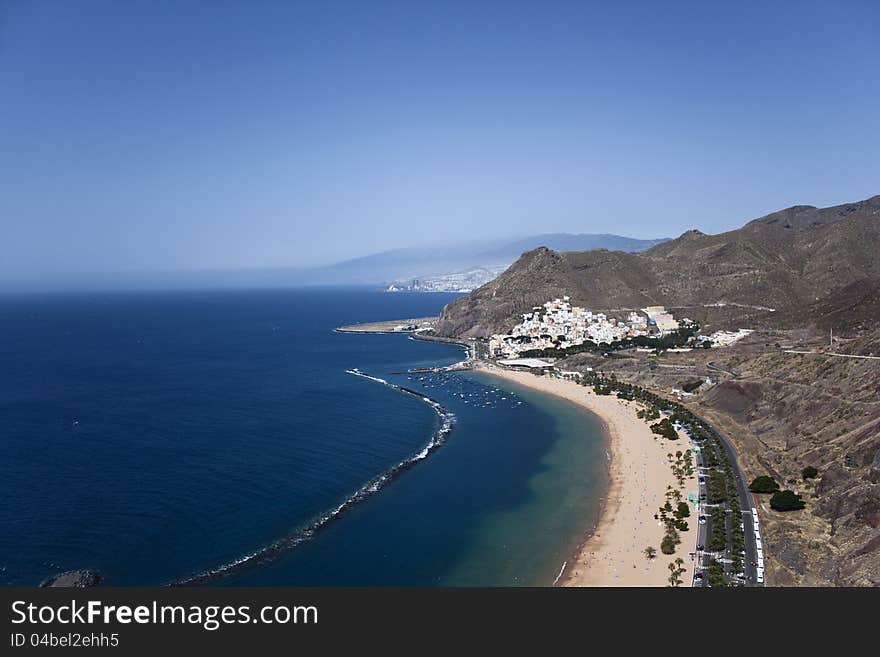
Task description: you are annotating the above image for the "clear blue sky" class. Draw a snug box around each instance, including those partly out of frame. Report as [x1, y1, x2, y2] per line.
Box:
[2, 0, 878, 285]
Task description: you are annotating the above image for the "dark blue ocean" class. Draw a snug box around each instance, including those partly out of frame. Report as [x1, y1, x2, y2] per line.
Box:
[0, 288, 607, 586]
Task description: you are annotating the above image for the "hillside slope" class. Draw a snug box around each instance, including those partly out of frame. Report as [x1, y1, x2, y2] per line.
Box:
[550, 331, 880, 586]
[436, 195, 880, 337]
[694, 340, 880, 586]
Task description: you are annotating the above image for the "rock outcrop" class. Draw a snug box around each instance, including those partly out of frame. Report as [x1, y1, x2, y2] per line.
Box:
[40, 570, 103, 588]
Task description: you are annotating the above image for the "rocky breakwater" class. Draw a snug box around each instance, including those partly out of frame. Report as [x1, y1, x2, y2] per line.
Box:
[40, 570, 103, 587]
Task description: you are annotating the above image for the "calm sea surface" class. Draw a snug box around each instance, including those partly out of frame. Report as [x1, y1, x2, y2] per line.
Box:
[0, 288, 606, 586]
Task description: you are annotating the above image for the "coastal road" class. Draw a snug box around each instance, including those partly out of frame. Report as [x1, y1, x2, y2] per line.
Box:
[711, 419, 760, 585]
[692, 461, 708, 586]
[692, 415, 761, 587]
[783, 349, 880, 361]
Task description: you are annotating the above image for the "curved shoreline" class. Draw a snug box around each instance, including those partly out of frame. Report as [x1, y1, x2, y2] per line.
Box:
[171, 369, 455, 586]
[477, 364, 697, 587]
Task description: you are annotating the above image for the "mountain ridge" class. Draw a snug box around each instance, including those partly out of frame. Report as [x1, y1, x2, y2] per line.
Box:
[436, 195, 880, 337]
[299, 232, 670, 286]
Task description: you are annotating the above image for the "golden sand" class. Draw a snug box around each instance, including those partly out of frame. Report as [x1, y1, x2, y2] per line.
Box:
[478, 365, 698, 587]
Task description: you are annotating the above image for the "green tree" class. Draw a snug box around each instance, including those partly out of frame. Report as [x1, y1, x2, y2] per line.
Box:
[770, 489, 806, 511]
[650, 418, 678, 440]
[801, 466, 819, 480]
[708, 470, 728, 503]
[676, 501, 691, 518]
[707, 559, 726, 587]
[667, 558, 686, 587]
[748, 475, 780, 494]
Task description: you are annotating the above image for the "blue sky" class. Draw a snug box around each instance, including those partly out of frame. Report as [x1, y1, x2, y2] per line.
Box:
[1, 0, 878, 284]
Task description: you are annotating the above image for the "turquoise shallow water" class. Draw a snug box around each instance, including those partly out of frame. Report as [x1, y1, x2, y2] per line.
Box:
[0, 288, 607, 586]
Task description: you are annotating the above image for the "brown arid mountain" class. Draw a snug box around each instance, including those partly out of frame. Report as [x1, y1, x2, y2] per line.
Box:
[436, 194, 880, 586]
[435, 194, 880, 338]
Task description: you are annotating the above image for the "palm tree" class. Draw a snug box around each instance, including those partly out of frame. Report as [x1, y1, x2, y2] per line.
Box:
[644, 546, 656, 560]
[667, 562, 682, 586]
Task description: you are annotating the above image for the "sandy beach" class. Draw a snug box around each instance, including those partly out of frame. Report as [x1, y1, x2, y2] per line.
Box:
[478, 365, 698, 587]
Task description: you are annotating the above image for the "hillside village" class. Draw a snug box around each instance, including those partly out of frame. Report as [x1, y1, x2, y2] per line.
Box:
[487, 296, 751, 359]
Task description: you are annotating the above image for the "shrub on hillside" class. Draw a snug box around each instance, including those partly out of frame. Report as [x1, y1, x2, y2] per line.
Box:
[770, 489, 806, 511]
[748, 475, 780, 494]
[801, 466, 819, 480]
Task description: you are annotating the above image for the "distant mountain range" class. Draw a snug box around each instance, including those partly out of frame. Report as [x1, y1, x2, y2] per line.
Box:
[436, 195, 880, 337]
[300, 233, 669, 287]
[3, 232, 668, 293]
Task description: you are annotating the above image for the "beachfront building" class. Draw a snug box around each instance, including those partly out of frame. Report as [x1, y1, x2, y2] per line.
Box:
[496, 358, 555, 370]
[642, 306, 680, 336]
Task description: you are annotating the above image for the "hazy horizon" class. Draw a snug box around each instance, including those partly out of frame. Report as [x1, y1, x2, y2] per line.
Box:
[0, 229, 668, 293]
[2, 1, 879, 289]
